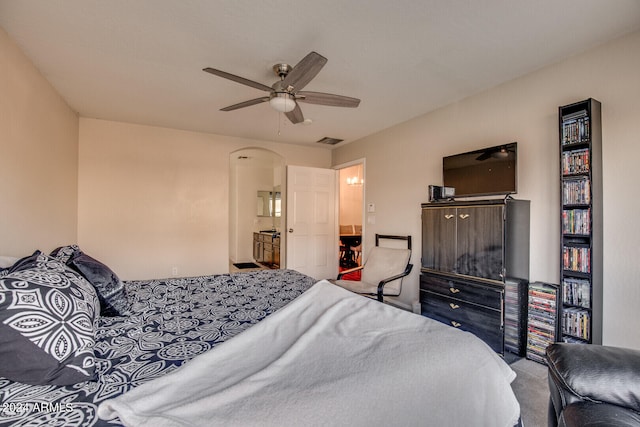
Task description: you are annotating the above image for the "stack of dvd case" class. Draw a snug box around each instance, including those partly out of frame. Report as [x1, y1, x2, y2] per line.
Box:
[504, 279, 526, 356]
[526, 282, 559, 364]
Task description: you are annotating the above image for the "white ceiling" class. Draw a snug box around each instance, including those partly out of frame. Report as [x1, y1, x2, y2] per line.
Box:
[1, 1, 639, 148]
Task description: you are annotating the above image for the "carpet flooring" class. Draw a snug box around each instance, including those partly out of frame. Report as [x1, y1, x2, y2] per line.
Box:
[510, 357, 549, 427]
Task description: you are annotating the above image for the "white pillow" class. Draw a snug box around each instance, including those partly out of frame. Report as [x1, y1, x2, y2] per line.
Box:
[0, 256, 19, 269]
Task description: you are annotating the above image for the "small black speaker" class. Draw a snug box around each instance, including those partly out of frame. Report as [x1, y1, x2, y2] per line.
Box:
[428, 185, 455, 202]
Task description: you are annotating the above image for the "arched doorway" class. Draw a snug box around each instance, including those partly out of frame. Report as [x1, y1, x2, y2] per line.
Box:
[229, 148, 285, 271]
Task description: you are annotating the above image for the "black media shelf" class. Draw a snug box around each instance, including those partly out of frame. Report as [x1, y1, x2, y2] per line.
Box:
[559, 98, 602, 345]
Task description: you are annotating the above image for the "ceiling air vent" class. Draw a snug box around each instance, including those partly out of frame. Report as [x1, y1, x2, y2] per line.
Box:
[316, 137, 344, 145]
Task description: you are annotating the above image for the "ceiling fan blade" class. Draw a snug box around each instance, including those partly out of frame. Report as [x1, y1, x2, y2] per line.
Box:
[475, 151, 492, 161]
[220, 97, 270, 111]
[203, 67, 272, 92]
[285, 103, 304, 124]
[282, 51, 327, 92]
[296, 91, 360, 108]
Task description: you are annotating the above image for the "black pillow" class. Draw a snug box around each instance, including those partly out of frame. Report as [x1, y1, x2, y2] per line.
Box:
[67, 250, 131, 317]
[50, 245, 80, 264]
[7, 250, 44, 272]
[0, 253, 99, 385]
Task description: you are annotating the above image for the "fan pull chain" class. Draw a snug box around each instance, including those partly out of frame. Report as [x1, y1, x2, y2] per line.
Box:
[278, 112, 282, 136]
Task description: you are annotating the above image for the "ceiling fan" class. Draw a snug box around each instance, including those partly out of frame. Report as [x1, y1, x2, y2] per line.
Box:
[203, 51, 360, 124]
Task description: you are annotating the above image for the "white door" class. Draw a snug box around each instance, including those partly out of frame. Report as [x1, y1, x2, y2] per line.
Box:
[286, 165, 337, 280]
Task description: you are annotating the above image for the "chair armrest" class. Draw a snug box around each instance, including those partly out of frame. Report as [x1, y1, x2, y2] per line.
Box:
[560, 401, 640, 427]
[546, 343, 640, 412]
[337, 265, 364, 279]
[376, 263, 413, 302]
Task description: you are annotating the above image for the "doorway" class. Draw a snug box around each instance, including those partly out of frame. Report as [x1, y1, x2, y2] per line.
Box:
[337, 160, 365, 279]
[229, 148, 284, 271]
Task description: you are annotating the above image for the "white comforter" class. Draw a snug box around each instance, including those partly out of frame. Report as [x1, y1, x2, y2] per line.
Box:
[98, 280, 520, 427]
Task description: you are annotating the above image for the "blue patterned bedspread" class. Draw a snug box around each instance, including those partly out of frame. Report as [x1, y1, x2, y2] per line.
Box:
[0, 269, 316, 426]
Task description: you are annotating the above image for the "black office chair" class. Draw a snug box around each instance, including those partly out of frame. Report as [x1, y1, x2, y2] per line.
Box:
[331, 234, 412, 302]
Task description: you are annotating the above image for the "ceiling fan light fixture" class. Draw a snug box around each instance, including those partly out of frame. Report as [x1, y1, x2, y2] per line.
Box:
[492, 147, 510, 159]
[269, 93, 296, 112]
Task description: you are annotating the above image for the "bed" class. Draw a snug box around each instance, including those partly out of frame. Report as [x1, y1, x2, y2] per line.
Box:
[1, 248, 520, 426]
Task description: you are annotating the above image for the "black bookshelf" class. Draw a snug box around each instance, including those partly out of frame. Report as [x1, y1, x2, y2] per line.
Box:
[559, 98, 602, 345]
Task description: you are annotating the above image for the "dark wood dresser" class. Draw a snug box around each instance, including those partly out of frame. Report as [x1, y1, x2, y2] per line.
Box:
[420, 198, 530, 355]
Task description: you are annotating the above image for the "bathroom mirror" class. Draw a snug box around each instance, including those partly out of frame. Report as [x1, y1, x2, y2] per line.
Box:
[257, 191, 281, 217]
[257, 191, 271, 217]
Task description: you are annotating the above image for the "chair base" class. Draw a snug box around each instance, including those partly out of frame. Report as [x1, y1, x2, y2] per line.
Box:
[330, 279, 400, 302]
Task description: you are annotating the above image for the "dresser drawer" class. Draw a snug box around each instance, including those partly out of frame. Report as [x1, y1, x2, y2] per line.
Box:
[420, 273, 502, 310]
[420, 290, 503, 353]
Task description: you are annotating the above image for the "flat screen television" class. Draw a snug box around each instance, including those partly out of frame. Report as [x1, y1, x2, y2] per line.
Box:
[443, 142, 517, 197]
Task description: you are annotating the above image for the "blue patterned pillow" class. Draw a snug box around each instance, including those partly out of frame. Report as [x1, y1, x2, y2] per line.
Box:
[0, 252, 99, 385]
[67, 250, 131, 317]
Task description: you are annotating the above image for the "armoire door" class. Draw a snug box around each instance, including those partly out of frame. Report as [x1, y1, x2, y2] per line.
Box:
[455, 205, 504, 280]
[421, 207, 457, 273]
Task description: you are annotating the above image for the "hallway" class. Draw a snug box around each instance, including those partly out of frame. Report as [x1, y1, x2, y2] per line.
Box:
[338, 163, 364, 278]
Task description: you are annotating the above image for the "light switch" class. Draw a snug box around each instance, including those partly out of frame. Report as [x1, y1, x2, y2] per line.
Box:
[367, 215, 375, 224]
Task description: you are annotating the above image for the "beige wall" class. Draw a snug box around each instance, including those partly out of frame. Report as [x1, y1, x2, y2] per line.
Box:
[333, 31, 640, 350]
[0, 27, 78, 257]
[78, 118, 331, 280]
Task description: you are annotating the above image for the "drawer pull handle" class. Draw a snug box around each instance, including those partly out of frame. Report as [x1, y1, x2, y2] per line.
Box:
[459, 213, 470, 219]
[449, 287, 460, 294]
[449, 303, 460, 309]
[444, 214, 454, 220]
[451, 321, 462, 328]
